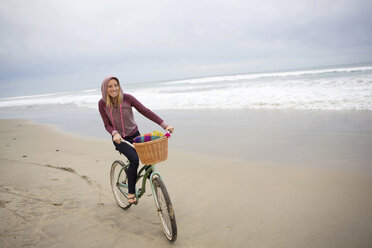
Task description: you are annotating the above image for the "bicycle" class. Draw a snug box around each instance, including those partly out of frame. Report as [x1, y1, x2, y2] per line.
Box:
[109, 137, 177, 242]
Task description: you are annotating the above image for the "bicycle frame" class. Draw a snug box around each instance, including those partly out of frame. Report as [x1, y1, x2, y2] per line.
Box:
[116, 163, 163, 210]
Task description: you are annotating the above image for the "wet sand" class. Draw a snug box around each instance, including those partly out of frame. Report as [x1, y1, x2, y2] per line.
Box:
[1, 119, 372, 247]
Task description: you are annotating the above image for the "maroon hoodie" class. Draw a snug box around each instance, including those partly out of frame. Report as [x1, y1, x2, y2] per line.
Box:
[98, 76, 167, 138]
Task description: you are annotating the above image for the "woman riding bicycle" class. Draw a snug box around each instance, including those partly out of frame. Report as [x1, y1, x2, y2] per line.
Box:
[98, 76, 174, 205]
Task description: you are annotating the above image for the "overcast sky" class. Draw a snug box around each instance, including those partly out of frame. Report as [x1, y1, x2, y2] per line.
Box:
[1, 0, 372, 97]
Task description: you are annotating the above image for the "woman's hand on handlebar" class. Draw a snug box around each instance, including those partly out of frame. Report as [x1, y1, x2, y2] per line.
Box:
[113, 133, 122, 144]
[166, 125, 174, 133]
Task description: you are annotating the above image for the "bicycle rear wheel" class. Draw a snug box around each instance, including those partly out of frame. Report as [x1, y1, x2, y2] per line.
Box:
[152, 176, 177, 242]
[110, 160, 131, 210]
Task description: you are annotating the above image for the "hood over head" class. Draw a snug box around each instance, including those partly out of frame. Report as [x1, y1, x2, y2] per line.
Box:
[101, 76, 124, 103]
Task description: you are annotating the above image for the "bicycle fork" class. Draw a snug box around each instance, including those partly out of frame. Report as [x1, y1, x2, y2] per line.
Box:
[149, 165, 163, 211]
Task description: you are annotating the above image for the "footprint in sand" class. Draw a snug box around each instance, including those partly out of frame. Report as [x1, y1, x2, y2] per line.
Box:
[0, 200, 7, 208]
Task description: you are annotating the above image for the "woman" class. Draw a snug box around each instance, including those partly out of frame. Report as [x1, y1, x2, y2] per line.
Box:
[98, 76, 174, 205]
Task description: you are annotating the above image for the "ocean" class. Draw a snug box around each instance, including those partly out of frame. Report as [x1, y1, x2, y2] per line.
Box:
[1, 64, 372, 111]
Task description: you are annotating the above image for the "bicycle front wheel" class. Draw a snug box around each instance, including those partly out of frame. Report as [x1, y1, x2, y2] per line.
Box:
[152, 176, 177, 242]
[110, 160, 131, 210]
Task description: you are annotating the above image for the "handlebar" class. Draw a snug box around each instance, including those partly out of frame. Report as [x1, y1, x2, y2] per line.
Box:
[119, 138, 135, 149]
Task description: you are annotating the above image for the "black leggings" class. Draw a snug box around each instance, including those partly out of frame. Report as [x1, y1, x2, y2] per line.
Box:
[113, 131, 140, 194]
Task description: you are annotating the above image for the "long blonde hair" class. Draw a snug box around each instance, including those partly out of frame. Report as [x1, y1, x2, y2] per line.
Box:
[106, 78, 123, 107]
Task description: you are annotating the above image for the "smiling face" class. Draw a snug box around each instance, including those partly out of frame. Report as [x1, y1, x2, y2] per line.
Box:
[107, 78, 120, 98]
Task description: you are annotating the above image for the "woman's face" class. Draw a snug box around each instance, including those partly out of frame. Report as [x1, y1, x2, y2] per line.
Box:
[107, 79, 119, 98]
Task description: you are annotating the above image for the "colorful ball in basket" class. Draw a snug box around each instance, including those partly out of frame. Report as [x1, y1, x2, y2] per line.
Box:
[133, 131, 170, 165]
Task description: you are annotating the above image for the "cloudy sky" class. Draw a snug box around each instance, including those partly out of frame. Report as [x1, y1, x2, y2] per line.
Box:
[1, 0, 371, 97]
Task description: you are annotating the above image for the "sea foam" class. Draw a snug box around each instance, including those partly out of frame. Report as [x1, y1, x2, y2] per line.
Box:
[1, 65, 371, 111]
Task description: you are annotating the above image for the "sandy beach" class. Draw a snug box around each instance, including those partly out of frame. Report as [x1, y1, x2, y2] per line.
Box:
[1, 118, 372, 247]
[1, 1, 372, 246]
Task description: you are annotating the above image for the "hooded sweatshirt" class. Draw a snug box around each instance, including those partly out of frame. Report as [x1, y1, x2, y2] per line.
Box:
[98, 76, 167, 138]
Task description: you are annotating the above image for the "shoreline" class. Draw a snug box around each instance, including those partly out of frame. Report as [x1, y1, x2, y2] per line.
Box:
[1, 107, 371, 171]
[1, 119, 372, 247]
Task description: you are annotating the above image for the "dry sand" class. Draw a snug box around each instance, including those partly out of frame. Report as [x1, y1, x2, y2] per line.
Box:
[1, 119, 372, 247]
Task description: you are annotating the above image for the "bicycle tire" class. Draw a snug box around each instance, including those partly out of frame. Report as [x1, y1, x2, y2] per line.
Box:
[152, 176, 177, 242]
[110, 160, 131, 210]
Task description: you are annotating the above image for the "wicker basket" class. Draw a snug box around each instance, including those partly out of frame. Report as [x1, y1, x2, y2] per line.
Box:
[133, 136, 168, 165]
